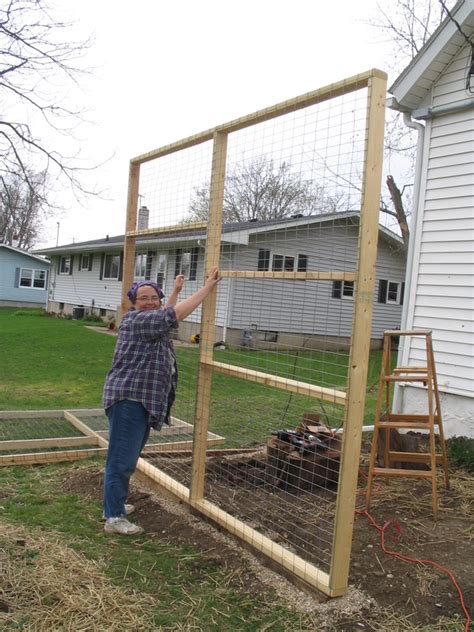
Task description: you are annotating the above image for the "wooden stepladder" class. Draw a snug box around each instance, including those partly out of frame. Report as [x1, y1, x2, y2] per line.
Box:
[365, 330, 449, 520]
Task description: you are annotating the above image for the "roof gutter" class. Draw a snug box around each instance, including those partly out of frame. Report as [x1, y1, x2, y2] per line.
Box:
[412, 97, 474, 120]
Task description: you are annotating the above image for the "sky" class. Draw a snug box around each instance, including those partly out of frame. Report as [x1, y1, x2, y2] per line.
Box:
[40, 0, 399, 248]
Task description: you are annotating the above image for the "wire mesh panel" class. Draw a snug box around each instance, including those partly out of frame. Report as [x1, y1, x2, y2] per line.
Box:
[121, 70, 387, 596]
[0, 411, 102, 465]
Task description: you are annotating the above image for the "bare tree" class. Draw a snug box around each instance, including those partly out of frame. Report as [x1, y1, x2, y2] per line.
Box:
[186, 155, 346, 224]
[370, 0, 457, 240]
[0, 0, 93, 200]
[0, 171, 48, 248]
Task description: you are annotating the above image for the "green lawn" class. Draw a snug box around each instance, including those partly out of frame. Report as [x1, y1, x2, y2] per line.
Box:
[0, 307, 384, 445]
[0, 307, 389, 630]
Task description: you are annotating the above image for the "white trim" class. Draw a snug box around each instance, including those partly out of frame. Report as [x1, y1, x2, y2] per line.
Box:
[0, 244, 50, 265]
[389, 1, 474, 109]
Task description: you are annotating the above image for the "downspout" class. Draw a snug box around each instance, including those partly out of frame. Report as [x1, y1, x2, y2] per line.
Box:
[392, 112, 425, 412]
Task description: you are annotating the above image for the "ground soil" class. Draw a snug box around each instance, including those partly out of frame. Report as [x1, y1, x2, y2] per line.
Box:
[57, 442, 473, 631]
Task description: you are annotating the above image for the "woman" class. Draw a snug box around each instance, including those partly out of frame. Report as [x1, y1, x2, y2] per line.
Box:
[102, 267, 220, 535]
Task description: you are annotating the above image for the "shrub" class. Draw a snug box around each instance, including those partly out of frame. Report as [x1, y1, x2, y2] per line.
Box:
[447, 437, 474, 472]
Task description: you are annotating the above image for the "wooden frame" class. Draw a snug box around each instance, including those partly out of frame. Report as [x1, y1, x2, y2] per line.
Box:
[118, 68, 387, 597]
[0, 69, 387, 598]
[0, 409, 225, 466]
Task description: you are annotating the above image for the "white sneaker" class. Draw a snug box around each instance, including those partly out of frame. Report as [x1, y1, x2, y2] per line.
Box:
[104, 517, 143, 536]
[102, 504, 135, 521]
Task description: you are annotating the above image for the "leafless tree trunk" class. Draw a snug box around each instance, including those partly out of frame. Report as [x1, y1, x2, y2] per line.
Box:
[185, 155, 346, 223]
[0, 0, 94, 203]
[0, 171, 48, 248]
[368, 0, 457, 239]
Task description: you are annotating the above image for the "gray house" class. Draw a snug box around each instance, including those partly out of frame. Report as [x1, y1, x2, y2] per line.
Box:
[388, 0, 474, 437]
[35, 212, 407, 349]
[0, 244, 50, 308]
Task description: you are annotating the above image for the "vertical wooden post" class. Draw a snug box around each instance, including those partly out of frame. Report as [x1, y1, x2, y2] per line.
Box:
[120, 161, 140, 322]
[190, 131, 228, 502]
[329, 72, 387, 596]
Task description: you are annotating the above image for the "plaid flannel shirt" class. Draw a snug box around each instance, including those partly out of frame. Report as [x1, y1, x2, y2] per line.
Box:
[103, 307, 179, 429]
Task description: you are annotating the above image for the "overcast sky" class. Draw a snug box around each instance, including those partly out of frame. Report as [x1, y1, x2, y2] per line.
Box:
[41, 0, 399, 248]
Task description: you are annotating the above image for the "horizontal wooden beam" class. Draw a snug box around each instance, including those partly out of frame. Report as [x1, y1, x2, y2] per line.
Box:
[0, 436, 99, 451]
[132, 69, 385, 165]
[371, 467, 432, 478]
[387, 451, 444, 464]
[207, 360, 347, 405]
[220, 271, 357, 281]
[0, 448, 106, 467]
[191, 497, 334, 595]
[126, 222, 208, 239]
[135, 455, 335, 595]
[0, 410, 64, 420]
[142, 436, 225, 452]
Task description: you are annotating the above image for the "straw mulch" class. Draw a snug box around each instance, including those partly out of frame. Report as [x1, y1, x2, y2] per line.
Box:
[0, 522, 155, 631]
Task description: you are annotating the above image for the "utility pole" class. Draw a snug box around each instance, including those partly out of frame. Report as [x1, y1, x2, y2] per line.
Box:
[56, 222, 60, 247]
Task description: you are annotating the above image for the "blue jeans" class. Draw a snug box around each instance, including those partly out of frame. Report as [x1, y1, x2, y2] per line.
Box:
[103, 400, 150, 519]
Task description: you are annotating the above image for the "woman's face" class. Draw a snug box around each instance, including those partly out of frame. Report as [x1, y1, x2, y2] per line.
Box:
[134, 285, 162, 311]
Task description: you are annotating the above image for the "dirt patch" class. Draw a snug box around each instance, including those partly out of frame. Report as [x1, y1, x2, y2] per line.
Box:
[57, 459, 473, 630]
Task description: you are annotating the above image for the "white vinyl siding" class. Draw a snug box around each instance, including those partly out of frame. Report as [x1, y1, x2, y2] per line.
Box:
[402, 44, 474, 399]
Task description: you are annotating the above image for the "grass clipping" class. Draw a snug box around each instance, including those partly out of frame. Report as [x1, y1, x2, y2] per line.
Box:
[0, 522, 155, 631]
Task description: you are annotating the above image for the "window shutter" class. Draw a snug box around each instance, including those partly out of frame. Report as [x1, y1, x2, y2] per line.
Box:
[378, 279, 387, 303]
[400, 282, 405, 306]
[69, 256, 74, 275]
[14, 267, 20, 288]
[189, 247, 199, 281]
[257, 249, 270, 271]
[118, 252, 124, 281]
[88, 254, 93, 271]
[78, 256, 81, 271]
[99, 253, 105, 280]
[332, 280, 342, 299]
[57, 257, 61, 273]
[175, 249, 182, 277]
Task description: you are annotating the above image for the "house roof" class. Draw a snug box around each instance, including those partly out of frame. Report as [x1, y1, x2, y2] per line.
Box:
[0, 243, 51, 265]
[388, 0, 474, 113]
[33, 212, 404, 257]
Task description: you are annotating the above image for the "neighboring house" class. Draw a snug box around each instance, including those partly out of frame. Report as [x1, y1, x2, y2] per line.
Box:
[35, 212, 407, 349]
[388, 0, 474, 437]
[0, 244, 50, 308]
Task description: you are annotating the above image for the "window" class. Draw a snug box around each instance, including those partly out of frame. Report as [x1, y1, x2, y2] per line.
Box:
[297, 254, 308, 272]
[332, 280, 355, 299]
[258, 249, 270, 271]
[175, 248, 199, 281]
[19, 268, 46, 289]
[378, 280, 405, 305]
[103, 254, 121, 279]
[80, 254, 93, 271]
[19, 268, 32, 287]
[272, 254, 295, 272]
[156, 254, 167, 290]
[135, 253, 147, 279]
[59, 256, 71, 274]
[263, 331, 278, 342]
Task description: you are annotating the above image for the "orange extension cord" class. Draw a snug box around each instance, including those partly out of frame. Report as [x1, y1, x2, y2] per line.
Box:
[355, 501, 471, 631]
